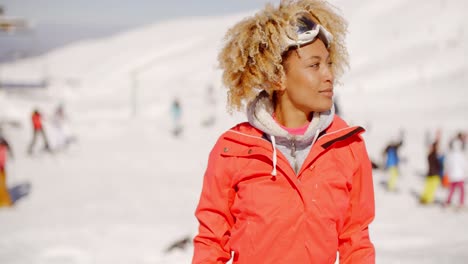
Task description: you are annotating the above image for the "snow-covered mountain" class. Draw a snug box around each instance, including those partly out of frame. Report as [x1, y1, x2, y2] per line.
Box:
[1, 0, 467, 263]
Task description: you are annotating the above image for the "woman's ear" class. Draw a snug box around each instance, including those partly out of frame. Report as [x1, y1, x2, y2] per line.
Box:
[278, 83, 287, 92]
[278, 75, 287, 92]
[269, 81, 286, 93]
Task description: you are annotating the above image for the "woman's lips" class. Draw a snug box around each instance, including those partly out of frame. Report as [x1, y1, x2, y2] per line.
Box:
[319, 89, 334, 98]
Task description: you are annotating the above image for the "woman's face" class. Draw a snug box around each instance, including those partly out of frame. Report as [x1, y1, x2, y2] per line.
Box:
[280, 39, 334, 114]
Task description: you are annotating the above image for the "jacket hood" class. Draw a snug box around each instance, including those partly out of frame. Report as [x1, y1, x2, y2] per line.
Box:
[247, 90, 335, 148]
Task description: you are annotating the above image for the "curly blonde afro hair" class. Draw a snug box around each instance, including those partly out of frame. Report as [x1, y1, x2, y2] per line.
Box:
[219, 0, 348, 112]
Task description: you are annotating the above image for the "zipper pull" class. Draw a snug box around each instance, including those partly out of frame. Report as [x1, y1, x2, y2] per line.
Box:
[290, 139, 299, 174]
[290, 139, 296, 157]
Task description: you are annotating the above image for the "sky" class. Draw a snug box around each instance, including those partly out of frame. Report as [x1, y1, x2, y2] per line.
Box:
[0, 0, 274, 62]
[1, 0, 272, 27]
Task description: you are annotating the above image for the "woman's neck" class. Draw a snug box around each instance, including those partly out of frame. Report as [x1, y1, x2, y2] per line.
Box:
[274, 106, 312, 128]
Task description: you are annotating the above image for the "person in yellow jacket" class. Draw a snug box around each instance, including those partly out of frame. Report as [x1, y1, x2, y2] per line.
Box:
[0, 134, 13, 207]
[193, 1, 375, 263]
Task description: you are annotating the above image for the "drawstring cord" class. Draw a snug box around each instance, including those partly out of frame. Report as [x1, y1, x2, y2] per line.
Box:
[312, 128, 320, 146]
[270, 135, 277, 176]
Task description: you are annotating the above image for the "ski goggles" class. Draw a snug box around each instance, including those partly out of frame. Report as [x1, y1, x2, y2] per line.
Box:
[284, 13, 333, 49]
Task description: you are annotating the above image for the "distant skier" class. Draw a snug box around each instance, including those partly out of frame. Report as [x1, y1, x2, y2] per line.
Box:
[50, 103, 75, 150]
[0, 134, 13, 207]
[444, 135, 467, 209]
[170, 98, 183, 137]
[27, 109, 51, 154]
[420, 141, 442, 205]
[383, 132, 404, 191]
[201, 84, 217, 127]
[53, 104, 65, 126]
[455, 131, 466, 150]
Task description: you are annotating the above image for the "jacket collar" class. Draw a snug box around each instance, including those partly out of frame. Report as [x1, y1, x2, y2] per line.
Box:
[246, 90, 335, 149]
[223, 122, 364, 152]
[221, 123, 364, 199]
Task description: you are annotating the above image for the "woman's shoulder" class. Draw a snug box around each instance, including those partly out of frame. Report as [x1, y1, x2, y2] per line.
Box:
[211, 122, 264, 148]
[324, 115, 363, 139]
[207, 122, 264, 158]
[329, 115, 349, 130]
[326, 115, 370, 153]
[218, 122, 263, 138]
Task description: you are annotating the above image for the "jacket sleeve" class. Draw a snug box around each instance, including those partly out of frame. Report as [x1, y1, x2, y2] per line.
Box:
[338, 138, 375, 263]
[192, 140, 235, 264]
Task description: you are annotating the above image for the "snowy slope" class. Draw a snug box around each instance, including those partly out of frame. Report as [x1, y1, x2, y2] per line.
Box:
[1, 1, 468, 263]
[0, 13, 248, 122]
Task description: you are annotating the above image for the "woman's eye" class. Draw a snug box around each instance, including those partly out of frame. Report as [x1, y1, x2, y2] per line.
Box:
[309, 63, 319, 68]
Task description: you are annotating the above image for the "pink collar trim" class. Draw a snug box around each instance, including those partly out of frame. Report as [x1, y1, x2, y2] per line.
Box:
[272, 114, 310, 136]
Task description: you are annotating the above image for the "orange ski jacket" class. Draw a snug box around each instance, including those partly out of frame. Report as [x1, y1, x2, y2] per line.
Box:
[193, 116, 375, 263]
[32, 112, 43, 130]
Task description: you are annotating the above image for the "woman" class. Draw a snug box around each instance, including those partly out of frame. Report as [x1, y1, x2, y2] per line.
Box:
[193, 1, 375, 263]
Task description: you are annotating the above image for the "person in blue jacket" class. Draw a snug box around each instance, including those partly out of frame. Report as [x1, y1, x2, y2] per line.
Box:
[384, 133, 404, 191]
